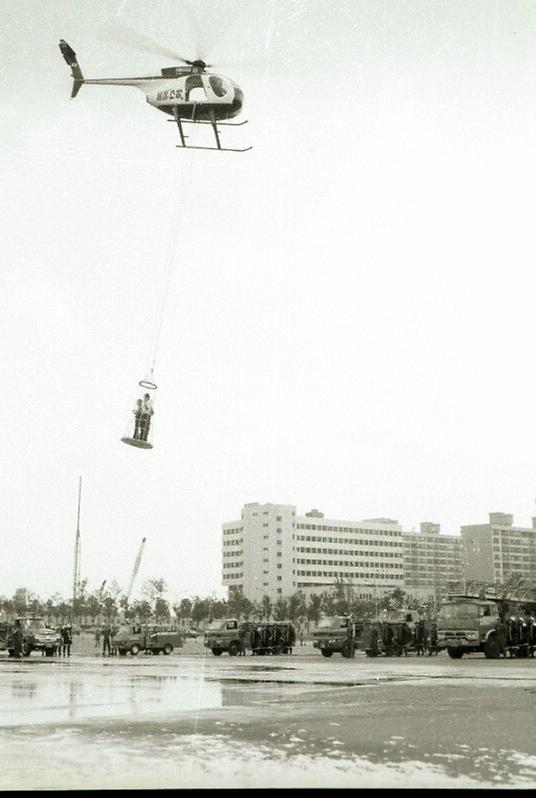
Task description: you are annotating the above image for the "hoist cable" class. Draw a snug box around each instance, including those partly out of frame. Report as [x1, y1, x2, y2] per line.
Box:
[144, 129, 197, 379]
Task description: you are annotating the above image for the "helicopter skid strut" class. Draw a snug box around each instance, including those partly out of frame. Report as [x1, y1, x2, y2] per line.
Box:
[171, 108, 251, 152]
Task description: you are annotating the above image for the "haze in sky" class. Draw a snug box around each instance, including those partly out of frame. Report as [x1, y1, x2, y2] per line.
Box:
[2, 0, 536, 601]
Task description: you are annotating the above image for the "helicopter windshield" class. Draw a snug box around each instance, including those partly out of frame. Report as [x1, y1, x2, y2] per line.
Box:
[209, 76, 226, 97]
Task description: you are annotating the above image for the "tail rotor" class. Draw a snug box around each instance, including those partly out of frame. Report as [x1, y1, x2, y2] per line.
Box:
[59, 40, 84, 98]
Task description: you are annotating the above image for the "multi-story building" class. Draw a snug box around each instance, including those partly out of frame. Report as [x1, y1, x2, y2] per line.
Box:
[461, 512, 536, 587]
[402, 522, 464, 602]
[222, 502, 405, 602]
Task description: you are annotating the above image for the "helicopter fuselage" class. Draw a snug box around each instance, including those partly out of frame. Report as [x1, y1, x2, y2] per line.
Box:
[82, 70, 244, 122]
[146, 72, 244, 121]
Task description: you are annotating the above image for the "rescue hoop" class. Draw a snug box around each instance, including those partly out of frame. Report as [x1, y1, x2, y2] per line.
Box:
[138, 378, 158, 390]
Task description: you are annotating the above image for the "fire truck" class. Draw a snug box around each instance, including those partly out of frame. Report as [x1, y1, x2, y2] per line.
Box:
[0, 616, 61, 657]
[436, 594, 536, 659]
[312, 616, 364, 657]
[204, 618, 295, 656]
[113, 623, 183, 656]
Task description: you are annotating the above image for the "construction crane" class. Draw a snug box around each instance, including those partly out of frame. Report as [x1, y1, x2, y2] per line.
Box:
[72, 476, 82, 608]
[126, 537, 147, 606]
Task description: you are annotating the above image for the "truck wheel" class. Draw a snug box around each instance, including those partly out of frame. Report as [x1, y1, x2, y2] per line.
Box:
[7, 649, 14, 657]
[228, 642, 240, 657]
[45, 649, 54, 658]
[321, 649, 333, 657]
[447, 647, 464, 659]
[365, 649, 378, 657]
[130, 644, 140, 656]
[211, 648, 223, 656]
[163, 644, 173, 655]
[484, 636, 501, 659]
[22, 644, 32, 658]
[118, 649, 127, 656]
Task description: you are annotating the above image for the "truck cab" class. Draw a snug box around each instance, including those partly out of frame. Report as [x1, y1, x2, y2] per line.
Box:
[437, 599, 500, 658]
[312, 615, 360, 658]
[203, 618, 246, 656]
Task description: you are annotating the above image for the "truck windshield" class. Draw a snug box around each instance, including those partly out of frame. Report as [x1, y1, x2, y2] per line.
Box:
[206, 621, 226, 632]
[316, 617, 348, 629]
[439, 603, 495, 619]
[20, 618, 46, 631]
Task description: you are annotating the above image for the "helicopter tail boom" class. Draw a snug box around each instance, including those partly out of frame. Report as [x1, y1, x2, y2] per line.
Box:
[59, 40, 84, 98]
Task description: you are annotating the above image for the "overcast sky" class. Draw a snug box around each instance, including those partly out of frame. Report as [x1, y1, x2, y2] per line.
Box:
[2, 0, 536, 602]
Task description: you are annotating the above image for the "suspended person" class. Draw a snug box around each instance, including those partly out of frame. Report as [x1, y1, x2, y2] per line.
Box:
[133, 399, 143, 440]
[139, 394, 154, 442]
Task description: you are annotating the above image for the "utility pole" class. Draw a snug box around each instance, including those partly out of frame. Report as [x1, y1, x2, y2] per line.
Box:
[72, 477, 82, 612]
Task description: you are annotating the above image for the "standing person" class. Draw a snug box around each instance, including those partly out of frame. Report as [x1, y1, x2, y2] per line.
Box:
[12, 620, 23, 658]
[110, 626, 118, 657]
[496, 616, 508, 658]
[94, 628, 101, 649]
[139, 394, 154, 442]
[428, 622, 439, 656]
[102, 626, 112, 657]
[57, 626, 64, 656]
[414, 619, 426, 656]
[62, 625, 72, 657]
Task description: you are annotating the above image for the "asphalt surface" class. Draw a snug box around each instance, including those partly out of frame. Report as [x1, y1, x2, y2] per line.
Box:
[1, 641, 536, 789]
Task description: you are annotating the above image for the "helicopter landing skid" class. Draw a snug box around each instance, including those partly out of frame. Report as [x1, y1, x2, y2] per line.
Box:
[171, 109, 251, 152]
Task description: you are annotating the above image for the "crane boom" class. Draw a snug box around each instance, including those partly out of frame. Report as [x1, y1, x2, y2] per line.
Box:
[72, 476, 82, 608]
[126, 537, 146, 604]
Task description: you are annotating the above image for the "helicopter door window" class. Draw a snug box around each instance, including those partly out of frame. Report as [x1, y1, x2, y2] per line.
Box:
[185, 75, 207, 102]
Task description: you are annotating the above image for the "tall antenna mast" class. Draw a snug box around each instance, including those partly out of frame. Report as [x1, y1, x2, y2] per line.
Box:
[72, 476, 82, 609]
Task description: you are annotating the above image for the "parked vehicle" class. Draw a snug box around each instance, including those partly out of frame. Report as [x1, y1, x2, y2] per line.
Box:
[312, 616, 364, 658]
[437, 594, 536, 659]
[113, 623, 183, 656]
[0, 616, 61, 657]
[204, 618, 296, 656]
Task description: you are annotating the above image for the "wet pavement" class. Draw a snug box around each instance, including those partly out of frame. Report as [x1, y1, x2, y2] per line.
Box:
[1, 651, 536, 789]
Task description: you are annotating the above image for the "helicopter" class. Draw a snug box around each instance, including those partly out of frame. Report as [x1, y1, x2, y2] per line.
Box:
[59, 40, 251, 152]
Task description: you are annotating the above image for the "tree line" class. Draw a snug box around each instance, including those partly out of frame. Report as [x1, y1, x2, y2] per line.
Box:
[3, 575, 530, 627]
[0, 578, 415, 626]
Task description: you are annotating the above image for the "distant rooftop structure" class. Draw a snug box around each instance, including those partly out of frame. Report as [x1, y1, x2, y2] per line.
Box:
[362, 517, 399, 526]
[305, 509, 324, 518]
[489, 512, 513, 527]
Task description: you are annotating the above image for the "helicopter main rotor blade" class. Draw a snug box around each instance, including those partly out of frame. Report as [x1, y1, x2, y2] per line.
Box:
[97, 20, 198, 65]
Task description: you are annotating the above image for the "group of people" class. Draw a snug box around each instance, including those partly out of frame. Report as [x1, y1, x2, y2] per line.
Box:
[54, 624, 73, 657]
[132, 393, 154, 442]
[247, 622, 296, 655]
[367, 618, 439, 657]
[496, 612, 536, 657]
[94, 626, 118, 657]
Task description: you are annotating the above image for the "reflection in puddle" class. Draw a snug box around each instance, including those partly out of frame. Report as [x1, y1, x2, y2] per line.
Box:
[0, 672, 222, 727]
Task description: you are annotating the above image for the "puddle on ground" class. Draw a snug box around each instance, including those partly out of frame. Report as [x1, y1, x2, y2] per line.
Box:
[0, 674, 222, 727]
